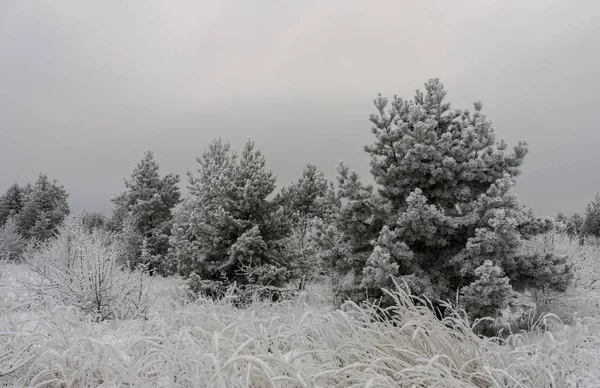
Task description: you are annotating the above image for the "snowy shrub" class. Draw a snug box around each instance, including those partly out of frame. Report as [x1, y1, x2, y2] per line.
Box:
[0, 218, 24, 261]
[316, 79, 573, 320]
[185, 272, 226, 298]
[522, 230, 600, 322]
[113, 215, 144, 268]
[22, 215, 148, 321]
[186, 264, 297, 307]
[80, 211, 108, 232]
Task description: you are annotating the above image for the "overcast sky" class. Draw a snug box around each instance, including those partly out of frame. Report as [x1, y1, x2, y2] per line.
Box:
[1, 0, 598, 216]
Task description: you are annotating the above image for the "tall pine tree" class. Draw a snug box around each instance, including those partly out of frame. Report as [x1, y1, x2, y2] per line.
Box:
[111, 151, 181, 273]
[567, 213, 585, 237]
[583, 193, 600, 238]
[0, 184, 25, 227]
[317, 79, 572, 319]
[16, 174, 69, 241]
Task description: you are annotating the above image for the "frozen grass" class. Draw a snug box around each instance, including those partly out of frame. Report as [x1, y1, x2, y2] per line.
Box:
[522, 232, 600, 322]
[2, 263, 600, 387]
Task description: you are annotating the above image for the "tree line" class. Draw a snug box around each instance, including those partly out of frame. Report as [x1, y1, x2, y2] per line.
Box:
[2, 78, 591, 321]
[555, 195, 600, 242]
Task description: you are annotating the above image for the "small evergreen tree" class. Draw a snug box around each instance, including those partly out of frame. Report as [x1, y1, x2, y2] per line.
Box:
[81, 212, 109, 232]
[554, 212, 568, 232]
[16, 174, 70, 240]
[110, 151, 181, 274]
[277, 164, 338, 225]
[0, 184, 25, 227]
[566, 213, 585, 238]
[276, 164, 339, 287]
[317, 79, 572, 319]
[460, 260, 514, 320]
[170, 139, 291, 292]
[583, 194, 600, 238]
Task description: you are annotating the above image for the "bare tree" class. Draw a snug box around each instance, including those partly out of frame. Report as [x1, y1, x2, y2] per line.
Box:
[23, 214, 148, 321]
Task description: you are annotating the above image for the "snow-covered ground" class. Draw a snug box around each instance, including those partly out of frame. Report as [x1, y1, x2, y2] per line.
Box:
[2, 234, 600, 387]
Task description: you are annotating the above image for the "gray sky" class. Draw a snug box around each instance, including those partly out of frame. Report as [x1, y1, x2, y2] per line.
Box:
[1, 0, 598, 216]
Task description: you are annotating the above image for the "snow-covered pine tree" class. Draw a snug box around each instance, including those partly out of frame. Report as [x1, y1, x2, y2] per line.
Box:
[583, 193, 600, 238]
[567, 213, 584, 237]
[15, 174, 69, 241]
[314, 162, 388, 302]
[0, 184, 25, 227]
[319, 79, 572, 319]
[276, 164, 338, 225]
[81, 212, 109, 232]
[110, 151, 180, 274]
[554, 212, 568, 232]
[170, 138, 291, 292]
[275, 164, 339, 287]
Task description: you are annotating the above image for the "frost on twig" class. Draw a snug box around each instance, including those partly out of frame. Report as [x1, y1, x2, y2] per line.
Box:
[22, 215, 148, 321]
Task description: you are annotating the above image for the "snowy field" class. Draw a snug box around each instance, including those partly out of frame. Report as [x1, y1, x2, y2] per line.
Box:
[2, 233, 600, 387]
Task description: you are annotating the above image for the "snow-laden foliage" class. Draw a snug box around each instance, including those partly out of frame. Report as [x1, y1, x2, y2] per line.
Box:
[567, 213, 585, 238]
[114, 215, 144, 268]
[461, 260, 514, 320]
[276, 163, 339, 287]
[522, 231, 600, 322]
[555, 212, 585, 239]
[22, 215, 148, 321]
[170, 139, 291, 293]
[81, 211, 108, 232]
[0, 184, 24, 227]
[316, 79, 573, 319]
[584, 193, 600, 238]
[555, 212, 568, 227]
[13, 174, 70, 241]
[110, 151, 181, 274]
[276, 163, 338, 224]
[0, 218, 24, 261]
[2, 269, 600, 387]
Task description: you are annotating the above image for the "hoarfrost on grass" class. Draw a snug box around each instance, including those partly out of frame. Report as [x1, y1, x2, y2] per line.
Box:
[2, 261, 600, 387]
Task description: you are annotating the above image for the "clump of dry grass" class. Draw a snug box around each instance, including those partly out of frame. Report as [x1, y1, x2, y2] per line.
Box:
[2, 264, 600, 387]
